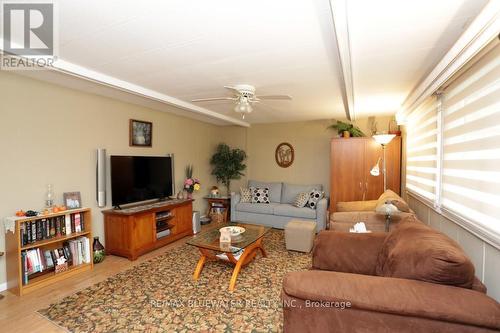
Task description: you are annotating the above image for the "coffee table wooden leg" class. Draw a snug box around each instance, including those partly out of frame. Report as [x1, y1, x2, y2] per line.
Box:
[229, 241, 263, 291]
[229, 259, 244, 291]
[193, 254, 207, 280]
[256, 238, 267, 258]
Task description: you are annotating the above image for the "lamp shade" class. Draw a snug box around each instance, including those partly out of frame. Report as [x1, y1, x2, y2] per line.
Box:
[373, 134, 396, 145]
[370, 157, 381, 176]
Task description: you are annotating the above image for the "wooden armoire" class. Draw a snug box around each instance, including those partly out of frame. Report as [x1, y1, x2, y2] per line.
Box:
[330, 137, 401, 211]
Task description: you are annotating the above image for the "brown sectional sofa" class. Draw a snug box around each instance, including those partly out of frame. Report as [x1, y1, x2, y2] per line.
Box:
[282, 222, 500, 332]
[330, 190, 416, 232]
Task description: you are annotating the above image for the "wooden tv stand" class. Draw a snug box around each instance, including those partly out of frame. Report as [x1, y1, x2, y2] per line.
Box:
[102, 199, 193, 260]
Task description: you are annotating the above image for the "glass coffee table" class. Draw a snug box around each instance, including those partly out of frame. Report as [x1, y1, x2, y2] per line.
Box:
[187, 222, 270, 291]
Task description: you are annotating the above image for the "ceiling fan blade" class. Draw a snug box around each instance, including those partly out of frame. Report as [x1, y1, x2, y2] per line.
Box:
[191, 97, 237, 102]
[256, 102, 285, 112]
[256, 94, 292, 100]
[223, 86, 240, 93]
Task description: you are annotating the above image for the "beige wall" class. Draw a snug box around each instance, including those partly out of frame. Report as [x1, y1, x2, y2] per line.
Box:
[245, 120, 333, 194]
[0, 71, 233, 287]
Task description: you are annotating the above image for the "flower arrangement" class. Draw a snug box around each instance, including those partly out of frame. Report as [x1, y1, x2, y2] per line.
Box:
[184, 165, 200, 198]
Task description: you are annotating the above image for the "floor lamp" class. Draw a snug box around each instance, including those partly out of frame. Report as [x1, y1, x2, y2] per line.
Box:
[371, 134, 396, 191]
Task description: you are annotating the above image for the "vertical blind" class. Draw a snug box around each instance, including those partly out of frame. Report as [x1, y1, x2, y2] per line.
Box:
[440, 43, 500, 235]
[405, 95, 438, 201]
[406, 41, 500, 238]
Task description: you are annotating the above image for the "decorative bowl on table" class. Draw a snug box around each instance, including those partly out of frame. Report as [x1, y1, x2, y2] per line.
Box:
[219, 226, 246, 237]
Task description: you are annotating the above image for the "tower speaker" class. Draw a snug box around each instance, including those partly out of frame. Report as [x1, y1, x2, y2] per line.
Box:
[192, 211, 201, 234]
[96, 148, 106, 207]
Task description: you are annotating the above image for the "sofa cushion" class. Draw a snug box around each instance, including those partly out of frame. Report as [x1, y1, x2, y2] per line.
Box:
[281, 183, 323, 204]
[283, 271, 500, 331]
[336, 200, 378, 212]
[376, 189, 410, 213]
[330, 212, 418, 232]
[274, 204, 316, 219]
[293, 192, 309, 208]
[306, 189, 324, 209]
[250, 187, 270, 204]
[248, 180, 282, 203]
[240, 187, 252, 203]
[236, 202, 279, 215]
[376, 222, 475, 288]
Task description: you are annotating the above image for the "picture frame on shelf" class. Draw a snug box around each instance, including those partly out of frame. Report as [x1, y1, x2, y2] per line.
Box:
[63, 192, 82, 209]
[129, 119, 153, 147]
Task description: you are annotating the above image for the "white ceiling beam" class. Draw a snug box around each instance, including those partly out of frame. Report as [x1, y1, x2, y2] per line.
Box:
[402, 0, 500, 115]
[52, 60, 250, 127]
[0, 42, 250, 127]
[329, 0, 355, 121]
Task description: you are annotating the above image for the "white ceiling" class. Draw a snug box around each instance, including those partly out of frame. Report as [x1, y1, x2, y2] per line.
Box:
[6, 0, 489, 125]
[55, 0, 345, 124]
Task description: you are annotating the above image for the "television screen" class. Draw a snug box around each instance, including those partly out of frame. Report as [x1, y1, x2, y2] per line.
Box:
[110, 156, 174, 207]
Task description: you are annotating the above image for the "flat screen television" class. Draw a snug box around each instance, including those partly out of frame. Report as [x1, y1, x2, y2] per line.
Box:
[110, 155, 174, 207]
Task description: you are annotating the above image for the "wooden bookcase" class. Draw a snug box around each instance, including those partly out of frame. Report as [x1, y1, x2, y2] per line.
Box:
[5, 208, 93, 296]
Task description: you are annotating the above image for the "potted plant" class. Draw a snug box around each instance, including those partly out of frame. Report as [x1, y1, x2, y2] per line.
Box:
[328, 120, 365, 138]
[210, 143, 247, 195]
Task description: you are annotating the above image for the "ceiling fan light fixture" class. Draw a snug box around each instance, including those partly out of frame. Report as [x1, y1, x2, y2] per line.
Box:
[234, 97, 253, 117]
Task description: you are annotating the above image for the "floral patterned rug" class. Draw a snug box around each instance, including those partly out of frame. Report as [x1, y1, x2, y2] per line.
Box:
[38, 229, 311, 332]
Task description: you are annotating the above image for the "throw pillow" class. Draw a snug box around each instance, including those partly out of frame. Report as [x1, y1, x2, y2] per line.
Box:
[307, 189, 324, 209]
[240, 187, 252, 203]
[293, 192, 309, 208]
[250, 187, 270, 204]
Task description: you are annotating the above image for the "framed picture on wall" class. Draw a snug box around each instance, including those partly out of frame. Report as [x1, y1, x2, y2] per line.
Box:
[129, 119, 153, 147]
[63, 192, 82, 209]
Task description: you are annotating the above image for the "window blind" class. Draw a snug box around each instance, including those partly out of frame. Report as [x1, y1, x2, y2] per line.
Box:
[441, 43, 500, 235]
[406, 95, 438, 201]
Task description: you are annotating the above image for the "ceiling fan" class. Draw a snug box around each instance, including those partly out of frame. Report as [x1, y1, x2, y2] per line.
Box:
[191, 84, 292, 119]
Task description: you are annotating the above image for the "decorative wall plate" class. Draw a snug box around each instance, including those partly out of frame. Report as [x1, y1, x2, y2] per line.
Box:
[275, 142, 294, 168]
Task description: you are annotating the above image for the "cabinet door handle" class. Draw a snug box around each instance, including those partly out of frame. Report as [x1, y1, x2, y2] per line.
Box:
[359, 182, 362, 190]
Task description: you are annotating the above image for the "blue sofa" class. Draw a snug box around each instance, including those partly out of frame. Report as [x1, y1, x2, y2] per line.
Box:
[230, 180, 328, 232]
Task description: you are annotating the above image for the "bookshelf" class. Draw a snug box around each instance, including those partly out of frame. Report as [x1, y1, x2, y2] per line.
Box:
[5, 208, 93, 296]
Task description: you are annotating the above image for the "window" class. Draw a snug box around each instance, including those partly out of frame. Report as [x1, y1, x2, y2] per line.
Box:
[406, 95, 438, 201]
[405, 42, 500, 241]
[440, 43, 500, 236]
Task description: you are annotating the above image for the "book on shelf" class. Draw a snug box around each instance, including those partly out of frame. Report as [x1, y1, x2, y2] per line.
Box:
[20, 212, 85, 246]
[20, 236, 91, 285]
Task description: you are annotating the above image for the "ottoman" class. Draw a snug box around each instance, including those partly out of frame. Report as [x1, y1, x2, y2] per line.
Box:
[285, 220, 317, 253]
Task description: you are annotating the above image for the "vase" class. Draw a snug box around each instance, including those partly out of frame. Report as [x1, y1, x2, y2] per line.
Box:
[93, 237, 105, 264]
[342, 131, 351, 138]
[186, 192, 193, 200]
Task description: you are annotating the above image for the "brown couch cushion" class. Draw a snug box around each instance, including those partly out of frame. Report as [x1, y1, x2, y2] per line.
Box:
[312, 231, 387, 275]
[336, 200, 378, 212]
[330, 211, 417, 232]
[376, 189, 410, 213]
[283, 271, 500, 331]
[376, 222, 475, 288]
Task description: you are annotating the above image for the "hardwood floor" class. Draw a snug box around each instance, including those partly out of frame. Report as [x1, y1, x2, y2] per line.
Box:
[0, 233, 192, 333]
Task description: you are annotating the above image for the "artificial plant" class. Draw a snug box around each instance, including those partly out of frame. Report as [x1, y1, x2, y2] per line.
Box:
[328, 120, 365, 137]
[210, 143, 247, 195]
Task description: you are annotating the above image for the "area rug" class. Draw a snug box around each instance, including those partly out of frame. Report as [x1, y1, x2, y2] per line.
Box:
[38, 229, 311, 332]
